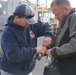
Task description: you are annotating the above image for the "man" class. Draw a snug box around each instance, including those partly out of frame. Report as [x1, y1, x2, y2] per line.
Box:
[46, 0, 76, 75]
[1, 4, 53, 75]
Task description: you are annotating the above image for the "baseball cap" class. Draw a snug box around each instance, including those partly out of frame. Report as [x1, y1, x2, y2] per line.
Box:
[14, 4, 37, 24]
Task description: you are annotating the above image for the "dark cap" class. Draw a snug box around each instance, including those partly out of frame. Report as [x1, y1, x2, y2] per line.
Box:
[15, 4, 37, 24]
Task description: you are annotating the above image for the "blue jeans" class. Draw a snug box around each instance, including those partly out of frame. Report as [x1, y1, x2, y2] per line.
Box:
[1, 70, 32, 75]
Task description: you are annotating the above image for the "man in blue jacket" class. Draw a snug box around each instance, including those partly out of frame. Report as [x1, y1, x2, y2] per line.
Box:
[1, 4, 53, 75]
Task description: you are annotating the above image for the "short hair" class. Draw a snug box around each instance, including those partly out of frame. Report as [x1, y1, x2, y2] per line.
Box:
[51, 0, 71, 7]
[13, 12, 23, 18]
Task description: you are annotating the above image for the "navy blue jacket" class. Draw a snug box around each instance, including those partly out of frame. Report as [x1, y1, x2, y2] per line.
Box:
[1, 15, 53, 75]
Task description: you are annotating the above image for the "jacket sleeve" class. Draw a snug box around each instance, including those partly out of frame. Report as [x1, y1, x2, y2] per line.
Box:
[1, 30, 36, 62]
[51, 13, 76, 58]
[34, 20, 53, 38]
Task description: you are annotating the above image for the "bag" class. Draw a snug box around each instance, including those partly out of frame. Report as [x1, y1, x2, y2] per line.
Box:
[43, 58, 60, 75]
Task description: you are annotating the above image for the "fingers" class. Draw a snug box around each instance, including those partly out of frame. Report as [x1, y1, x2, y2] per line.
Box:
[46, 49, 52, 58]
[36, 46, 47, 55]
[36, 47, 52, 56]
[42, 42, 50, 47]
[42, 37, 52, 47]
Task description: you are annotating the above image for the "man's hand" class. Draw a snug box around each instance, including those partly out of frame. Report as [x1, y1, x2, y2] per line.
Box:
[46, 49, 52, 58]
[42, 36, 52, 47]
[36, 46, 47, 55]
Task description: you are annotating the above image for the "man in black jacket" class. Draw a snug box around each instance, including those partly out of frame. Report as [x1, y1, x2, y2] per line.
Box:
[1, 4, 53, 75]
[46, 0, 76, 75]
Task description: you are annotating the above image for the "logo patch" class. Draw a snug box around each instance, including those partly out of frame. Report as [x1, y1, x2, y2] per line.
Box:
[30, 31, 35, 38]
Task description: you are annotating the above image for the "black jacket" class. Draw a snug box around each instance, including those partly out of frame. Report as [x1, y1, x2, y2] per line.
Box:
[51, 8, 76, 75]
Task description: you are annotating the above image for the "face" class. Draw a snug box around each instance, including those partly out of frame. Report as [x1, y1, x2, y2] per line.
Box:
[51, 4, 68, 23]
[14, 16, 29, 27]
[20, 18, 29, 27]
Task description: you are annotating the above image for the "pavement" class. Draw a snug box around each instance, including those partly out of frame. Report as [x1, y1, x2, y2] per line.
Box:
[33, 36, 46, 75]
[32, 57, 46, 75]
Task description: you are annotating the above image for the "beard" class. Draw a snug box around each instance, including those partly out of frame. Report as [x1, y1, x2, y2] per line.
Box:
[58, 15, 68, 29]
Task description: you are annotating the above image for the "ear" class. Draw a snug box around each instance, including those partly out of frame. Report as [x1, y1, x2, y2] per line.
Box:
[15, 16, 19, 18]
[64, 6, 69, 14]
